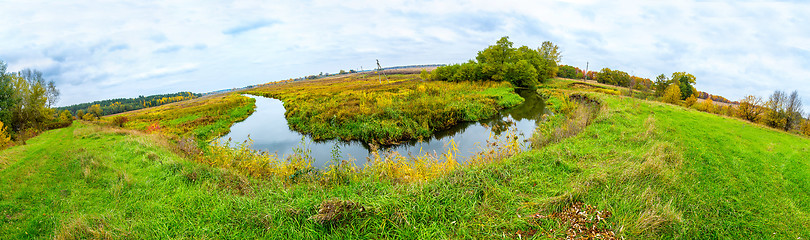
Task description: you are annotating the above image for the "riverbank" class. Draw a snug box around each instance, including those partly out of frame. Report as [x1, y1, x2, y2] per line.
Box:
[244, 73, 524, 144]
[2, 87, 808, 238]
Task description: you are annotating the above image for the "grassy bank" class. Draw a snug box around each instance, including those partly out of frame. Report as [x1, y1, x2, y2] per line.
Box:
[108, 93, 255, 141]
[245, 74, 523, 144]
[2, 83, 808, 238]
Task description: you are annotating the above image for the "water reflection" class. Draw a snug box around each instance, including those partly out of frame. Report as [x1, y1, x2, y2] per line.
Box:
[219, 89, 546, 167]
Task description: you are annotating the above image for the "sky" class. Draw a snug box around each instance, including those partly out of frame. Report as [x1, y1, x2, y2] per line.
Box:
[1, 0, 809, 113]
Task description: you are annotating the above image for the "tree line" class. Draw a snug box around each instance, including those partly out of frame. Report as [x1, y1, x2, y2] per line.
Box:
[57, 92, 201, 117]
[1, 59, 70, 147]
[555, 62, 809, 136]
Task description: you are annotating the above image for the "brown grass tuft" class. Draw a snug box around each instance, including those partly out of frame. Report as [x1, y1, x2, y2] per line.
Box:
[53, 215, 115, 240]
[308, 199, 367, 225]
[632, 199, 682, 236]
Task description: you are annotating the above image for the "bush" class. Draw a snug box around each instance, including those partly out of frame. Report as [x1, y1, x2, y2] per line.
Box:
[0, 120, 11, 148]
[111, 116, 129, 127]
[82, 113, 95, 121]
[662, 84, 681, 105]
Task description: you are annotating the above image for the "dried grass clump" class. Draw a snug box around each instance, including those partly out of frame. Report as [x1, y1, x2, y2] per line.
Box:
[308, 199, 367, 225]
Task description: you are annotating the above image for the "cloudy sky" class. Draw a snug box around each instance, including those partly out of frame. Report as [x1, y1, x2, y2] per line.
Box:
[1, 0, 809, 113]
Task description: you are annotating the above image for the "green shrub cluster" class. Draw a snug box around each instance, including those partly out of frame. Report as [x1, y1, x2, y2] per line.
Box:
[430, 36, 560, 89]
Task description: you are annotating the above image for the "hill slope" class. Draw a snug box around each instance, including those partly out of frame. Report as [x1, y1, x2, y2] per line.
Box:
[1, 85, 808, 239]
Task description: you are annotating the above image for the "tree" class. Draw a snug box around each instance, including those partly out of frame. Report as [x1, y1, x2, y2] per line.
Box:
[9, 70, 53, 132]
[76, 109, 86, 120]
[671, 72, 696, 100]
[58, 110, 73, 123]
[46, 81, 59, 108]
[653, 74, 669, 97]
[662, 84, 681, 104]
[476, 36, 515, 82]
[558, 65, 579, 79]
[0, 60, 15, 127]
[476, 36, 515, 65]
[684, 95, 697, 108]
[596, 68, 614, 85]
[784, 90, 804, 131]
[537, 41, 560, 79]
[88, 104, 102, 120]
[505, 60, 538, 89]
[737, 95, 763, 122]
[761, 91, 786, 129]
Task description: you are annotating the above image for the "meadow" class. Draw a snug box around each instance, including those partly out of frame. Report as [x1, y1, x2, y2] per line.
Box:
[108, 93, 255, 142]
[244, 73, 523, 144]
[1, 76, 808, 239]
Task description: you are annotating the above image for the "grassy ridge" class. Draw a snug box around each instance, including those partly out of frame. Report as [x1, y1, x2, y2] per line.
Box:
[245, 74, 523, 144]
[109, 93, 255, 141]
[1, 80, 808, 238]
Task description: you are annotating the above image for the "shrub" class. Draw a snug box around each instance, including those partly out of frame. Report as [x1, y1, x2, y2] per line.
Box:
[0, 120, 11, 148]
[684, 95, 697, 108]
[82, 113, 95, 121]
[662, 84, 681, 105]
[111, 116, 129, 127]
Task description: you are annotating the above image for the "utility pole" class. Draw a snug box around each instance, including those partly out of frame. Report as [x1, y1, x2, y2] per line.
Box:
[376, 59, 386, 84]
[585, 62, 589, 80]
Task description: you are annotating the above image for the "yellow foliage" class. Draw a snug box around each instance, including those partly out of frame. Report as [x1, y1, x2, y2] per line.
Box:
[82, 113, 95, 121]
[699, 97, 714, 113]
[662, 84, 681, 105]
[801, 119, 810, 136]
[0, 120, 11, 148]
[684, 95, 697, 108]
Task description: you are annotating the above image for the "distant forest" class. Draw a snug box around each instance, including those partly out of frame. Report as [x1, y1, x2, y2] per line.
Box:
[58, 92, 201, 116]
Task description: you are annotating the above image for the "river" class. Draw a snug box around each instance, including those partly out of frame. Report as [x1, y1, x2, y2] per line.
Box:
[219, 89, 547, 167]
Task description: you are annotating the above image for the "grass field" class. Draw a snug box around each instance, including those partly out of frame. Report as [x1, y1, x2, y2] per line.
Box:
[245, 73, 523, 144]
[107, 93, 255, 141]
[1, 77, 809, 239]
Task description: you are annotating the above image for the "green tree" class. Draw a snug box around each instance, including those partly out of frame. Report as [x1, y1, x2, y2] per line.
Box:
[671, 72, 696, 100]
[537, 41, 560, 80]
[9, 70, 54, 132]
[662, 83, 681, 104]
[76, 109, 85, 119]
[476, 36, 515, 82]
[0, 60, 16, 127]
[476, 36, 515, 65]
[596, 68, 614, 85]
[88, 104, 103, 120]
[504, 60, 538, 89]
[652, 74, 669, 97]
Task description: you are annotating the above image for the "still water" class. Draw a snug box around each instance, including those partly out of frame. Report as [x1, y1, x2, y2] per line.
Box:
[219, 89, 547, 167]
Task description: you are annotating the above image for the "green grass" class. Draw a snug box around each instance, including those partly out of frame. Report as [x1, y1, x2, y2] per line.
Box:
[109, 93, 255, 141]
[1, 82, 809, 238]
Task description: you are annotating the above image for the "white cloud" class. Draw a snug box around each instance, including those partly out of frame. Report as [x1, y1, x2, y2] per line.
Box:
[0, 0, 808, 113]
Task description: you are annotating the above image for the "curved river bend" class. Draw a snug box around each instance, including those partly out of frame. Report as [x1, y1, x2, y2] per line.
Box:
[220, 89, 547, 167]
